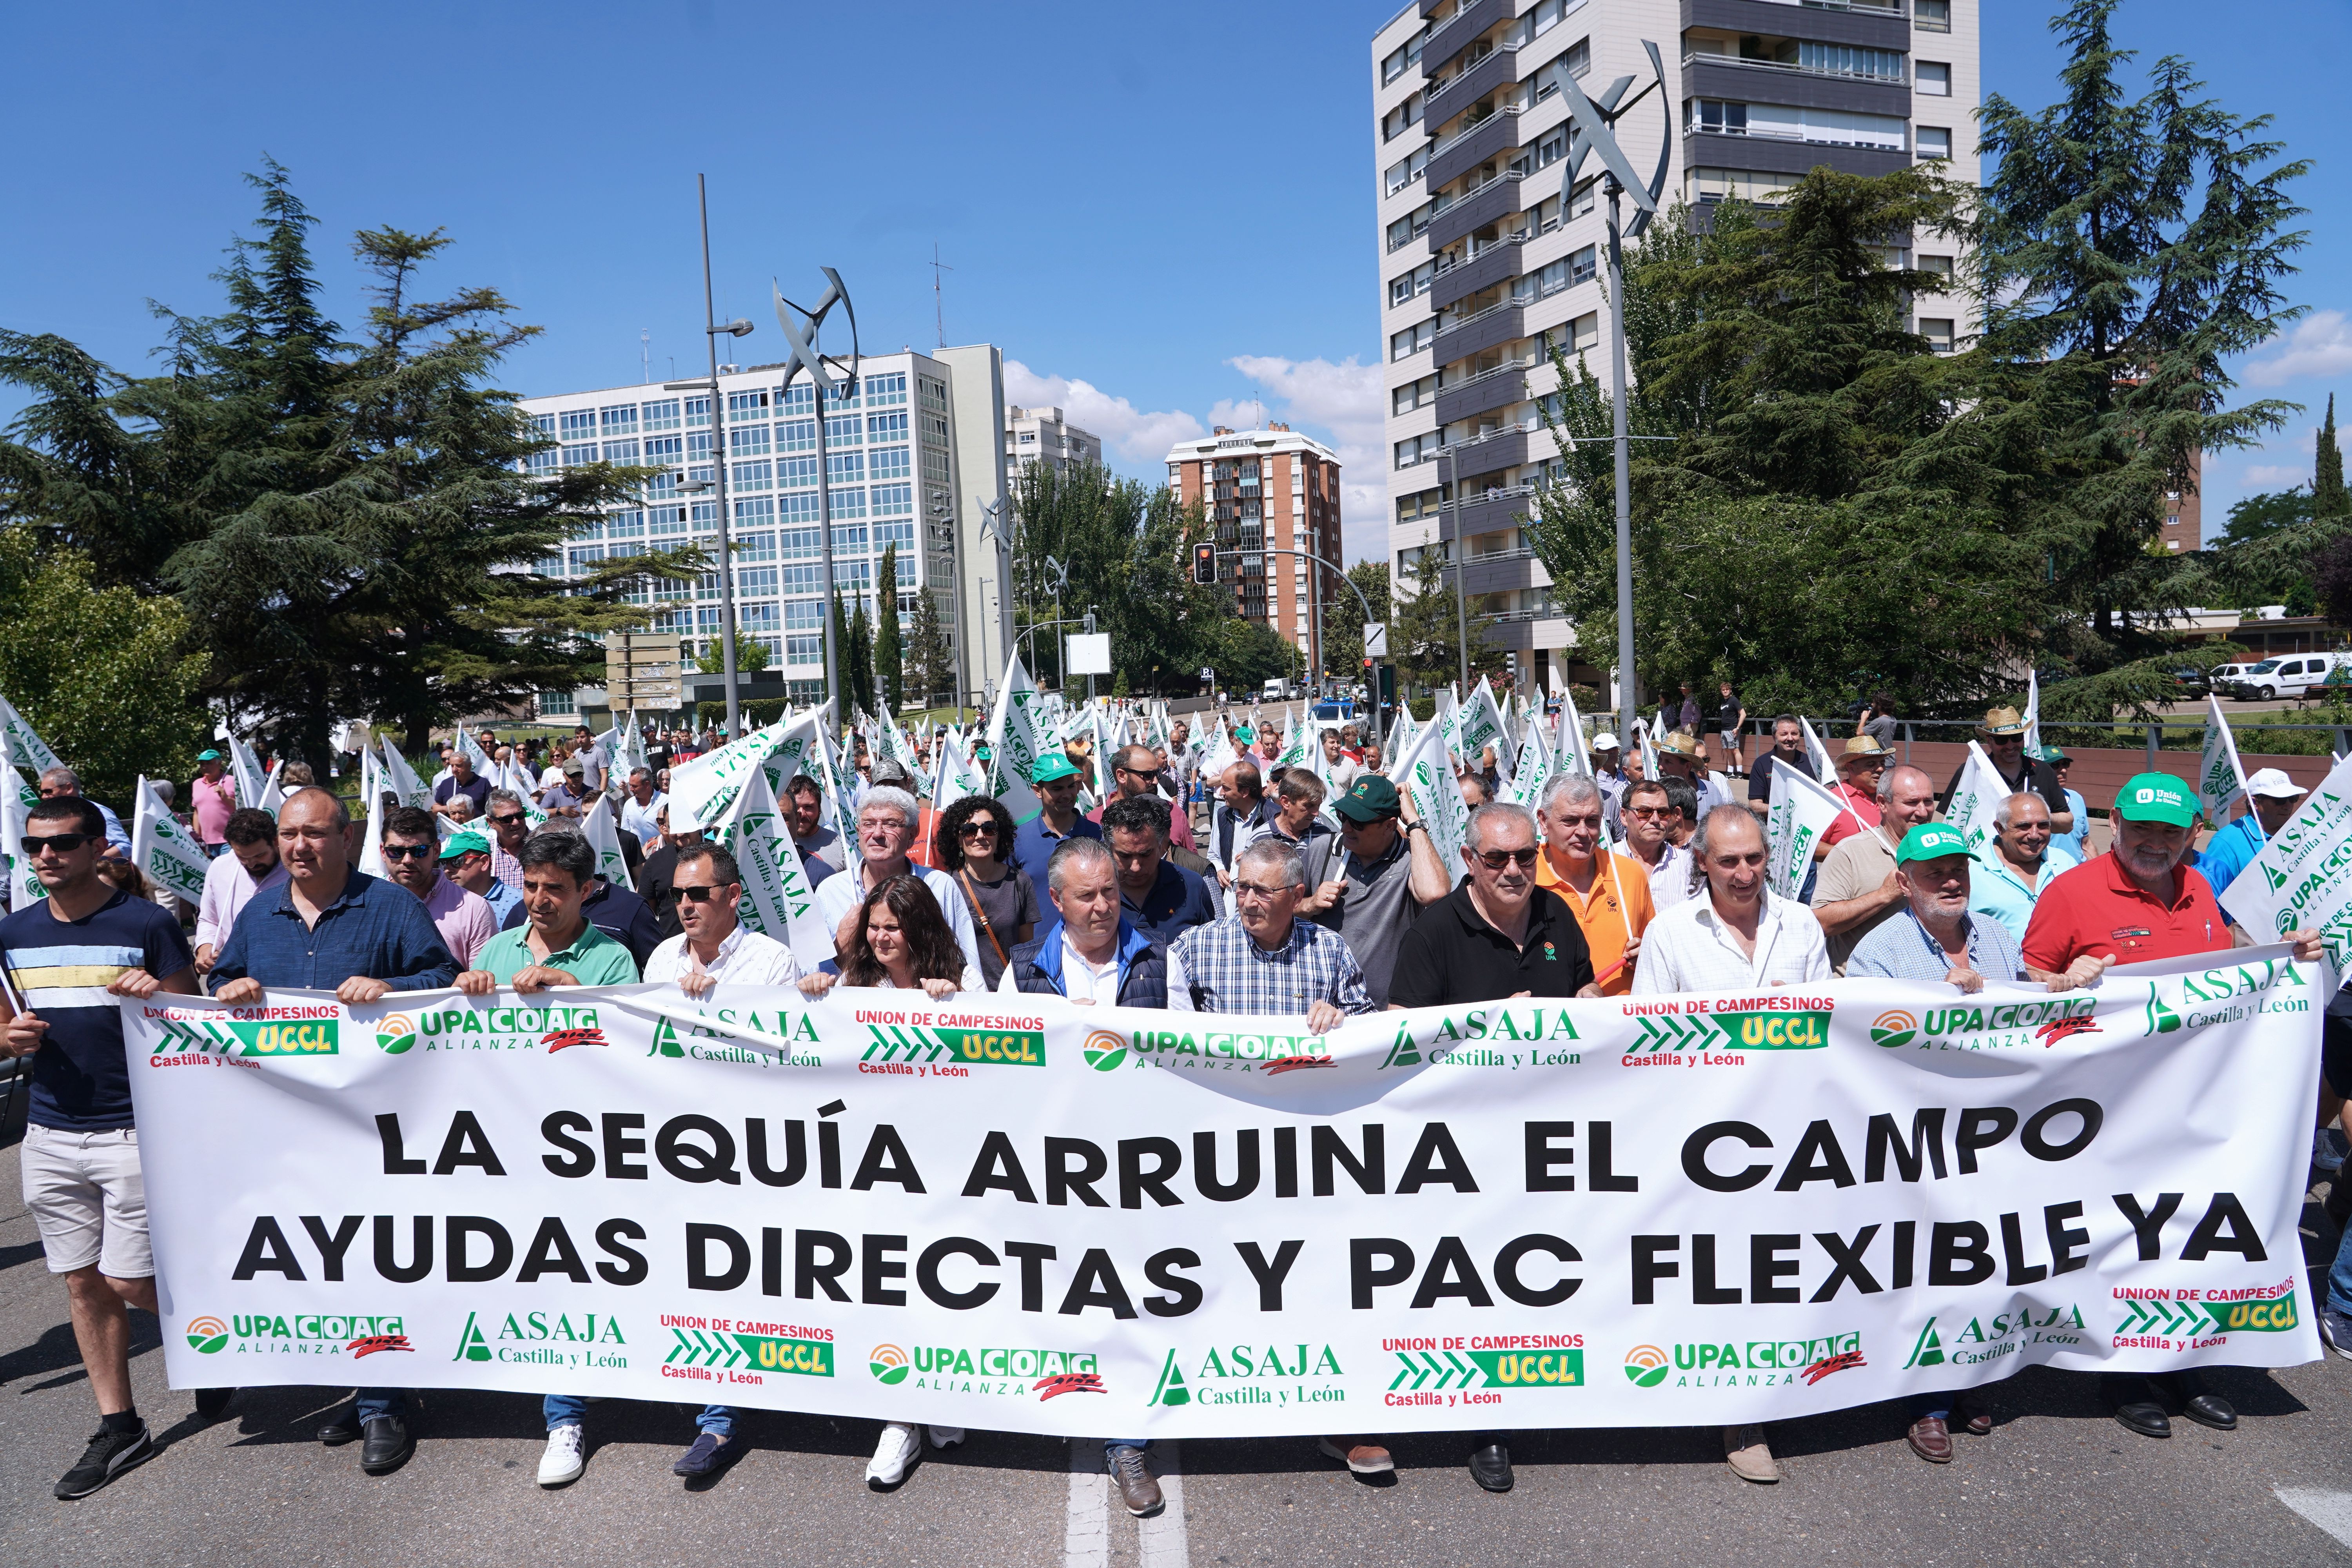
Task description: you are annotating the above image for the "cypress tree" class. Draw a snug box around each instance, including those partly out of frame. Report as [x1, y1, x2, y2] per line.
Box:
[874, 544, 904, 713]
[847, 596, 876, 717]
[2318, 394, 2347, 519]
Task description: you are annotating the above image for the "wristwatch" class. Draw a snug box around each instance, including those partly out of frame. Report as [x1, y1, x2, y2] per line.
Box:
[1405, 820, 1426, 834]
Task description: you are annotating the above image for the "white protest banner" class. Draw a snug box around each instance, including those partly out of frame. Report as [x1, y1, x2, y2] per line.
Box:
[132, 776, 210, 905]
[877, 706, 926, 791]
[984, 659, 1047, 827]
[1764, 762, 1846, 899]
[2220, 750, 2352, 962]
[2198, 696, 2249, 825]
[1393, 710, 1472, 875]
[379, 738, 432, 810]
[455, 726, 494, 777]
[127, 948, 2319, 1437]
[1799, 716, 1837, 786]
[0, 692, 63, 777]
[2, 754, 42, 908]
[1943, 740, 2009, 857]
[669, 718, 793, 832]
[218, 723, 268, 808]
[719, 756, 832, 971]
[579, 795, 632, 887]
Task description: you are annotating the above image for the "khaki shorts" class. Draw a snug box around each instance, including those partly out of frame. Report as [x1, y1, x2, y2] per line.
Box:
[22, 1124, 152, 1279]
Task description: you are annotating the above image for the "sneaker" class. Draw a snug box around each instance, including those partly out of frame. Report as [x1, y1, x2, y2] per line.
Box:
[926, 1426, 965, 1450]
[1107, 1444, 1164, 1517]
[2323, 1306, 2352, 1361]
[1724, 1423, 1780, 1483]
[1316, 1435, 1396, 1475]
[55, 1421, 154, 1500]
[866, 1421, 922, 1490]
[537, 1423, 585, 1487]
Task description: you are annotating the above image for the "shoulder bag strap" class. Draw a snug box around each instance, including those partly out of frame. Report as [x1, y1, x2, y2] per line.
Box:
[959, 866, 1011, 969]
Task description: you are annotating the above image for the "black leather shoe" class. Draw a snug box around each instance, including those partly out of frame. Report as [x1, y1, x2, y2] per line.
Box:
[359, 1415, 413, 1474]
[2103, 1374, 2171, 1438]
[195, 1388, 235, 1421]
[318, 1403, 361, 1446]
[1468, 1442, 1514, 1492]
[2161, 1370, 2238, 1431]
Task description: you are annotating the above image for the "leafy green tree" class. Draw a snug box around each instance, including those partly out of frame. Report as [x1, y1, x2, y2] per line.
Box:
[904, 586, 954, 708]
[874, 544, 904, 712]
[1319, 559, 1394, 677]
[1389, 543, 1489, 694]
[0, 532, 211, 807]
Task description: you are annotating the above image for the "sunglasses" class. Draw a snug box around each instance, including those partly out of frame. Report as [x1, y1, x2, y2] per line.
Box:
[959, 822, 999, 838]
[22, 832, 93, 855]
[1626, 805, 1675, 820]
[675, 884, 730, 904]
[1475, 848, 1541, 870]
[381, 843, 435, 861]
[488, 813, 526, 828]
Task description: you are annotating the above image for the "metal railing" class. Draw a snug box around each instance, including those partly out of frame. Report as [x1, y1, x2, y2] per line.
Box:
[1682, 50, 1907, 84]
[1428, 103, 1519, 161]
[1429, 167, 1522, 218]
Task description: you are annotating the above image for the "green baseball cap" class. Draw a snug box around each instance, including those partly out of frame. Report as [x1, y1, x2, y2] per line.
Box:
[2114, 772, 2195, 828]
[2042, 745, 2069, 763]
[1334, 773, 1401, 823]
[1895, 822, 1971, 864]
[439, 830, 490, 860]
[195, 748, 223, 762]
[1031, 752, 1081, 785]
[1234, 725, 1254, 742]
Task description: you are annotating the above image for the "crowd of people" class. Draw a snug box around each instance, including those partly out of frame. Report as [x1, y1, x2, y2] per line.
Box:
[0, 696, 2336, 1514]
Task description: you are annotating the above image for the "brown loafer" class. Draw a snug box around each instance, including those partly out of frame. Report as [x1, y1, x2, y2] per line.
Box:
[1316, 1436, 1396, 1475]
[1907, 1414, 1954, 1463]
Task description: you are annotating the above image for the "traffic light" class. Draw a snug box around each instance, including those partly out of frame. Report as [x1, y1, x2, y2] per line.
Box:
[1192, 543, 1217, 584]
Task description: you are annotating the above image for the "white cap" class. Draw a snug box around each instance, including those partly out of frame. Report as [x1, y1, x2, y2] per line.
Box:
[1591, 732, 1621, 751]
[2246, 767, 2303, 799]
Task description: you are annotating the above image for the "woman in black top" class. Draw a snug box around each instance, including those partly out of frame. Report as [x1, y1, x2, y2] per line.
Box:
[931, 794, 1038, 989]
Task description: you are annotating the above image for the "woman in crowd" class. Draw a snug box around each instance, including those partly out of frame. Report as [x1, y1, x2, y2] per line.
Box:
[930, 794, 1036, 990]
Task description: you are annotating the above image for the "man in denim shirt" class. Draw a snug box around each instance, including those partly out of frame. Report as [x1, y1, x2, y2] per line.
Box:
[211, 788, 456, 1476]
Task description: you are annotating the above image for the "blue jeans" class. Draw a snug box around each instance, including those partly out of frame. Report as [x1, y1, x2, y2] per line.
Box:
[201, 840, 230, 859]
[2328, 1225, 2352, 1318]
[1105, 1439, 1149, 1455]
[543, 1396, 734, 1436]
[357, 1388, 407, 1421]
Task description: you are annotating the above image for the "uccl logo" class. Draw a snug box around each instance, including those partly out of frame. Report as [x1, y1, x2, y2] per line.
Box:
[376, 1015, 417, 1054]
[870, 1343, 911, 1384]
[1082, 1029, 1127, 1072]
[1871, 1009, 1917, 1049]
[187, 1315, 230, 1354]
[1624, 1345, 1670, 1388]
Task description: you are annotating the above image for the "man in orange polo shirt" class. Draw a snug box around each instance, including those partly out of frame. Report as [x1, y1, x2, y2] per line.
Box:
[1534, 773, 1655, 995]
[2020, 771, 2324, 1442]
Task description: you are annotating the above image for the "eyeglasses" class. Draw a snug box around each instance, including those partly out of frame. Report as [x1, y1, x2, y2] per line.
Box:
[1475, 847, 1541, 870]
[381, 843, 434, 861]
[1232, 880, 1293, 901]
[959, 822, 999, 838]
[22, 832, 92, 855]
[675, 884, 727, 904]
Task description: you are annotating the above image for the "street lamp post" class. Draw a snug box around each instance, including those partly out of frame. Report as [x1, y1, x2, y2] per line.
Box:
[1443, 444, 1470, 692]
[686, 173, 757, 739]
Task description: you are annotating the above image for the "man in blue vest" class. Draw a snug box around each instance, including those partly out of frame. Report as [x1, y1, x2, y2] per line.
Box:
[996, 835, 1167, 1519]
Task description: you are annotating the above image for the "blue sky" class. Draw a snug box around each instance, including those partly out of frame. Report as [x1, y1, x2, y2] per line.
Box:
[2, 0, 2343, 565]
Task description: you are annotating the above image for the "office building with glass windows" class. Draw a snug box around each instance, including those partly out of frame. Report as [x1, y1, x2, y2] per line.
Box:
[1372, 0, 1978, 689]
[519, 345, 1014, 717]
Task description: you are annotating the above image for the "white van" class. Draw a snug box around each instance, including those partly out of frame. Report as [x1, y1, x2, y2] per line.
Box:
[1262, 677, 1294, 701]
[2226, 653, 2349, 701]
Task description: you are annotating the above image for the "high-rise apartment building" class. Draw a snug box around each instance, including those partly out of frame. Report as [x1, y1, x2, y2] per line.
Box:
[519, 346, 1014, 718]
[1165, 425, 1345, 672]
[1004, 405, 1103, 492]
[1372, 0, 1979, 690]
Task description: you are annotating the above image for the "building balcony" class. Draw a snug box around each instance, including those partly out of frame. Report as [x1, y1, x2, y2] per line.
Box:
[1419, 0, 1512, 79]
[1426, 104, 1521, 191]
[1423, 45, 1518, 123]
[1454, 548, 1551, 596]
[1429, 233, 1523, 311]
[1682, 130, 1914, 178]
[1425, 169, 1524, 253]
[1433, 361, 1527, 425]
[1683, 54, 1911, 115]
[1682, 0, 1911, 47]
[1431, 299, 1524, 366]
[1444, 424, 1530, 481]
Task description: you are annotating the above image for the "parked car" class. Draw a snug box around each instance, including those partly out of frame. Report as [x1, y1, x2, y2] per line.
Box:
[2209, 662, 2251, 689]
[2167, 667, 2213, 699]
[2224, 653, 2350, 702]
[1311, 701, 1358, 722]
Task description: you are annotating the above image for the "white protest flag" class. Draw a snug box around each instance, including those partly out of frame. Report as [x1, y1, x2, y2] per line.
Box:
[1387, 696, 1419, 761]
[1555, 688, 1592, 779]
[217, 722, 268, 808]
[378, 737, 431, 809]
[132, 776, 210, 906]
[1502, 719, 1553, 817]
[928, 730, 986, 825]
[2198, 695, 2249, 825]
[1, 753, 43, 908]
[984, 658, 1048, 827]
[2222, 751, 2352, 965]
[1799, 715, 1838, 786]
[578, 795, 632, 887]
[0, 692, 62, 777]
[669, 717, 793, 831]
[1943, 740, 2010, 857]
[816, 721, 863, 849]
[258, 759, 286, 817]
[1196, 719, 1242, 786]
[1435, 684, 1464, 763]
[1764, 760, 1846, 899]
[718, 760, 833, 971]
[1636, 720, 1661, 786]
[877, 705, 925, 789]
[1393, 710, 1472, 876]
[356, 750, 388, 878]
[2022, 670, 2045, 762]
[454, 725, 494, 777]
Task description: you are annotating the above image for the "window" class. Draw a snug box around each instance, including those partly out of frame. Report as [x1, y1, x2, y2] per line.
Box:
[1395, 433, 1443, 469]
[918, 376, 949, 413]
[691, 501, 719, 528]
[1381, 27, 1425, 84]
[1387, 198, 1434, 252]
[569, 545, 604, 573]
[728, 424, 770, 455]
[776, 454, 818, 490]
[1390, 319, 1437, 361]
[733, 496, 775, 527]
[731, 460, 773, 491]
[831, 487, 867, 519]
[641, 398, 681, 431]
[528, 412, 556, 437]
[562, 442, 599, 466]
[1915, 0, 1950, 27]
[537, 689, 576, 716]
[827, 451, 864, 485]
[781, 383, 815, 414]
[777, 417, 816, 453]
[738, 566, 779, 598]
[1916, 62, 1950, 96]
[529, 447, 561, 475]
[685, 395, 711, 428]
[786, 634, 824, 664]
[865, 372, 908, 405]
[650, 505, 689, 537]
[1689, 99, 1748, 134]
[869, 446, 911, 480]
[1916, 125, 1952, 160]
[1383, 90, 1423, 143]
[780, 495, 822, 528]
[872, 482, 914, 515]
[607, 510, 646, 539]
[1390, 260, 1434, 307]
[560, 409, 597, 439]
[826, 413, 863, 446]
[1797, 43, 1907, 82]
[875, 517, 916, 555]
[867, 410, 908, 442]
[728, 390, 771, 420]
[779, 535, 820, 571]
[600, 404, 638, 435]
[739, 602, 780, 633]
[922, 448, 950, 484]
[1918, 318, 1955, 352]
[644, 434, 682, 467]
[1385, 144, 1429, 196]
[1918, 254, 1955, 284]
[1686, 166, 1802, 204]
[686, 430, 711, 462]
[921, 413, 951, 445]
[600, 439, 637, 464]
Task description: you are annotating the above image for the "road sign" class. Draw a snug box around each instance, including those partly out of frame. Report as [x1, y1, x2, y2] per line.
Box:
[1066, 633, 1111, 676]
[1363, 623, 1388, 657]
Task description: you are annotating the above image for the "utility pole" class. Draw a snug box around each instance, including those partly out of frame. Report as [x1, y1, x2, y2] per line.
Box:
[693, 174, 753, 739]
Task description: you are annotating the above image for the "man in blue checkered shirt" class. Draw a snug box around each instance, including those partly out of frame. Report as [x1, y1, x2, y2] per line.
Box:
[1165, 838, 1374, 1036]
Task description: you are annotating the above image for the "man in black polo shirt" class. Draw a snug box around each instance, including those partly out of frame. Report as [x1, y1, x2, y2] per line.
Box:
[1382, 800, 1598, 1498]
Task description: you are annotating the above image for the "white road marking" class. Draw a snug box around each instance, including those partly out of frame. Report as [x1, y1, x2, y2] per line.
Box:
[2277, 1487, 2352, 1547]
[1140, 1440, 1189, 1568]
[1066, 1439, 1109, 1568]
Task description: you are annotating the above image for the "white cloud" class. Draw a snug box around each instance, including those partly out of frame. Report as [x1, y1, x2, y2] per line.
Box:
[2242, 464, 2306, 488]
[1001, 360, 1203, 462]
[1227, 354, 1390, 564]
[2244, 309, 2352, 388]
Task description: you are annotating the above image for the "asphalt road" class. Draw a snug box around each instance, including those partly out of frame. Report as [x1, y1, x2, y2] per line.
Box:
[6, 1094, 2352, 1568]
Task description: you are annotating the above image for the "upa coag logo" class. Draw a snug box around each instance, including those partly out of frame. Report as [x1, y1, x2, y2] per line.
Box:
[1628, 1332, 1863, 1389]
[878, 1343, 1102, 1399]
[199, 1310, 408, 1357]
[1624, 1345, 1671, 1388]
[1871, 1010, 1918, 1049]
[187, 1316, 230, 1354]
[376, 1015, 417, 1054]
[870, 1344, 911, 1384]
[1876, 996, 2100, 1053]
[1082, 1029, 1128, 1072]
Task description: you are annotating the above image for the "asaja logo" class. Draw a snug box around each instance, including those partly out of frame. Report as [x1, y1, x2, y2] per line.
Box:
[1152, 1343, 1344, 1408]
[2145, 993, 2184, 1035]
[870, 1343, 911, 1384]
[1905, 1303, 2086, 1368]
[187, 1315, 230, 1354]
[1624, 1345, 1671, 1387]
[1871, 1009, 1918, 1049]
[456, 1309, 628, 1369]
[1082, 1029, 1128, 1073]
[376, 1015, 417, 1054]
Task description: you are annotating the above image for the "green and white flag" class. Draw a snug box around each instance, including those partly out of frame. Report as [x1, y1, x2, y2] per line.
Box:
[132, 776, 210, 905]
[927, 731, 987, 824]
[0, 693, 62, 777]
[983, 658, 1047, 827]
[1555, 687, 1592, 779]
[817, 719, 863, 850]
[2, 754, 42, 907]
[1392, 711, 1472, 878]
[1502, 719, 1553, 817]
[258, 760, 285, 817]
[455, 725, 494, 777]
[1764, 761, 1846, 899]
[877, 705, 926, 790]
[579, 796, 631, 887]
[356, 750, 388, 878]
[718, 757, 831, 971]
[1800, 715, 1838, 786]
[1388, 699, 1419, 761]
[669, 716, 793, 831]
[378, 738, 431, 809]
[1944, 740, 2009, 856]
[218, 723, 268, 809]
[2198, 695, 2249, 824]
[615, 713, 649, 782]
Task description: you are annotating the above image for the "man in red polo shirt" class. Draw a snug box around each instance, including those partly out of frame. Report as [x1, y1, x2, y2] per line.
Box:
[2021, 771, 2323, 1441]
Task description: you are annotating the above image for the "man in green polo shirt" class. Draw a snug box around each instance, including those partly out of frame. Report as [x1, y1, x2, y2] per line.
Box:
[454, 831, 639, 995]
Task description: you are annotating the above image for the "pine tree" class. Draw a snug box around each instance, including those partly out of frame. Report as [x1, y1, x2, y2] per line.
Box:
[905, 586, 954, 708]
[874, 544, 904, 712]
[829, 591, 851, 710]
[2318, 394, 2348, 519]
[1390, 542, 1481, 694]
